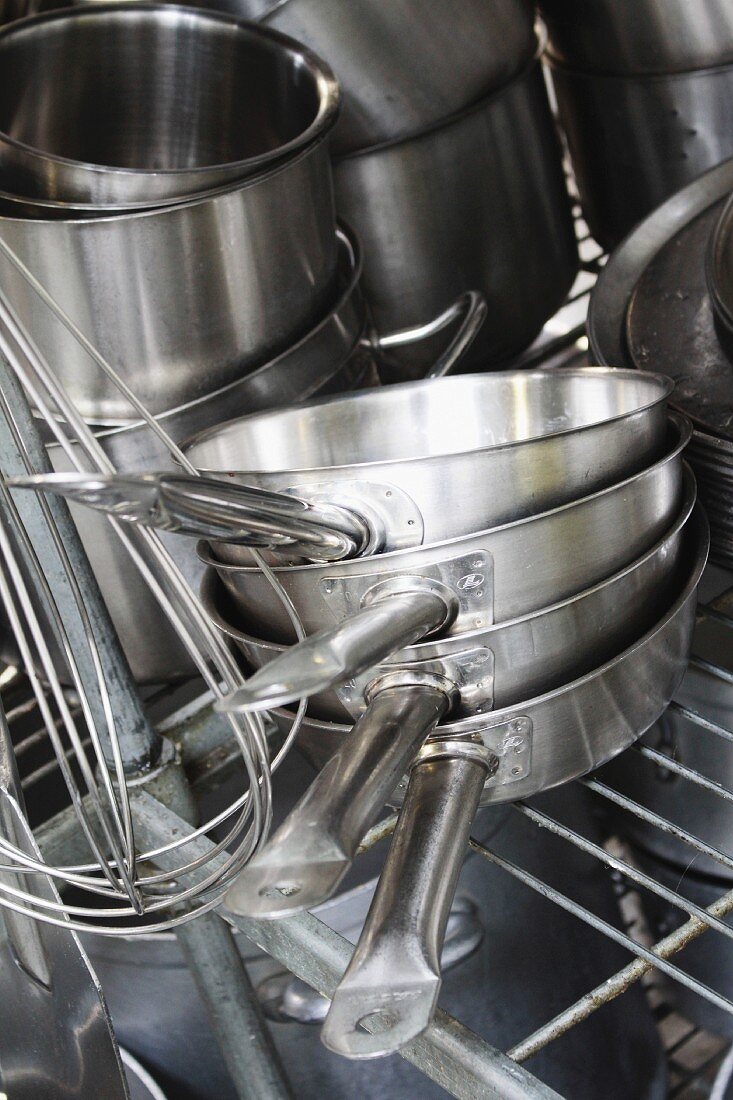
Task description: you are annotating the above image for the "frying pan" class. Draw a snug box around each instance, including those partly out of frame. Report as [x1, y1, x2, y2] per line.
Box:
[218, 489, 701, 924]
[183, 367, 673, 566]
[224, 507, 708, 1056]
[202, 416, 690, 672]
[201, 466, 696, 722]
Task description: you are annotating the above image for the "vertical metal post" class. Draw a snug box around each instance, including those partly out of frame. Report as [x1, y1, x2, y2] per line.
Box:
[0, 352, 161, 770]
[177, 911, 293, 1100]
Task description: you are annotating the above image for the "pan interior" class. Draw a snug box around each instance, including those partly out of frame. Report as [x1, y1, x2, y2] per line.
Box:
[184, 370, 667, 473]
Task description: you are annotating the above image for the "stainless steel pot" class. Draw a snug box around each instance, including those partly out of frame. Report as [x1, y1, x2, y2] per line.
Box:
[202, 469, 696, 721]
[183, 367, 673, 567]
[225, 507, 707, 1055]
[0, 3, 339, 204]
[549, 58, 733, 250]
[600, 585, 733, 879]
[45, 235, 376, 685]
[707, 192, 733, 357]
[252, 0, 535, 155]
[203, 415, 690, 644]
[0, 137, 337, 422]
[332, 47, 579, 376]
[539, 0, 733, 74]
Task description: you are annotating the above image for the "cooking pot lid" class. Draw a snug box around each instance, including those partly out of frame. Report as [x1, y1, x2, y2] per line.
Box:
[625, 199, 733, 443]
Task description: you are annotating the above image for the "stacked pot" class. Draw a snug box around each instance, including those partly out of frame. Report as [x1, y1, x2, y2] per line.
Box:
[540, 0, 733, 250]
[0, 2, 367, 682]
[230, 0, 579, 378]
[179, 368, 706, 1057]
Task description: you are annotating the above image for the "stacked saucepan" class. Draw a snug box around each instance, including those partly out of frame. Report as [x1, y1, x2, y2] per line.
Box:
[540, 0, 733, 249]
[0, 2, 491, 682]
[27, 368, 706, 1055]
[218, 0, 578, 377]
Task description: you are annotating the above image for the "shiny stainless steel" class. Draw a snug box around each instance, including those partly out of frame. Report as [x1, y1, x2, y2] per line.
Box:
[322, 746, 494, 1058]
[47, 356, 372, 685]
[201, 473, 697, 722]
[184, 367, 673, 567]
[0, 4, 340, 204]
[121, 1050, 168, 1100]
[539, 0, 733, 73]
[203, 415, 690, 642]
[222, 583, 458, 712]
[266, 505, 708, 810]
[254, 0, 535, 155]
[13, 471, 379, 560]
[0, 138, 338, 421]
[707, 192, 733, 355]
[0, 710, 129, 1100]
[602, 586, 733, 878]
[225, 678, 451, 919]
[331, 48, 579, 374]
[549, 58, 733, 250]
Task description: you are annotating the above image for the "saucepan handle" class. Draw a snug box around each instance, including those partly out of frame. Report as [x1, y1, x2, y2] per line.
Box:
[223, 678, 453, 919]
[321, 740, 495, 1058]
[216, 581, 452, 714]
[373, 291, 487, 379]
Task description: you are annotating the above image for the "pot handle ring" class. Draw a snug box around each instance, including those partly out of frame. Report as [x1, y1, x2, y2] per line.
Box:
[373, 290, 488, 378]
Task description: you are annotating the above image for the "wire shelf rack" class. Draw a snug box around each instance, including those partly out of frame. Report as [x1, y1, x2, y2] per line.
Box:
[4, 177, 733, 1099]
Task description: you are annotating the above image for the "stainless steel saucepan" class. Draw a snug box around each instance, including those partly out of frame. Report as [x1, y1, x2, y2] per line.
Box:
[215, 485, 699, 921]
[202, 414, 689, 648]
[200, 467, 697, 722]
[226, 508, 708, 1056]
[182, 367, 673, 566]
[0, 3, 340, 204]
[0, 135, 338, 422]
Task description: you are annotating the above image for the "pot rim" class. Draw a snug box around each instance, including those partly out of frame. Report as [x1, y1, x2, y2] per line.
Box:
[198, 410, 692, 578]
[0, 1, 340, 201]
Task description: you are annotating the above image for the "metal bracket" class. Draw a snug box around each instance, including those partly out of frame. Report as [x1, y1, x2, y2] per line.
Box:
[284, 480, 425, 555]
[335, 646, 495, 719]
[319, 551, 494, 634]
[389, 714, 532, 806]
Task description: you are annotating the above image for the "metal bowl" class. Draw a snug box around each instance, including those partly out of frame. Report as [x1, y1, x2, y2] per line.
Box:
[539, 0, 733, 75]
[184, 367, 673, 563]
[201, 473, 697, 720]
[0, 2, 339, 204]
[201, 415, 690, 641]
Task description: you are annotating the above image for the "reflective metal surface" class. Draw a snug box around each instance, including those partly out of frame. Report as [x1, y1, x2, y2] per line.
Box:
[185, 367, 672, 566]
[202, 417, 689, 641]
[602, 586, 733, 878]
[0, 3, 339, 204]
[332, 49, 578, 375]
[540, 0, 733, 74]
[550, 58, 733, 250]
[0, 137, 338, 421]
[202, 475, 696, 721]
[0, 707, 128, 1100]
[266, 505, 708, 809]
[254, 0, 535, 154]
[588, 156, 733, 569]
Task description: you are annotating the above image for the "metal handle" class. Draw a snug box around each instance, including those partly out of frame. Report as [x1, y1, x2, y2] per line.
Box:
[216, 581, 453, 714]
[223, 678, 453, 919]
[374, 291, 488, 378]
[321, 740, 496, 1058]
[9, 472, 372, 562]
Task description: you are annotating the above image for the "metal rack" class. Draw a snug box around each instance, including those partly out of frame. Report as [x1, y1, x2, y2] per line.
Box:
[5, 198, 733, 1100]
